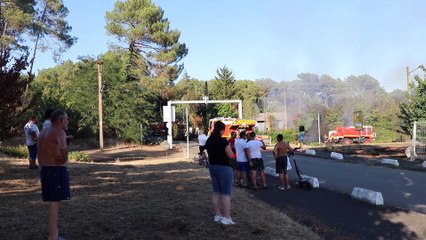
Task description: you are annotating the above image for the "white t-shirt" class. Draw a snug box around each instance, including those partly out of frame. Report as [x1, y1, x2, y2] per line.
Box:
[24, 121, 40, 146]
[235, 138, 249, 162]
[42, 119, 51, 129]
[198, 134, 207, 146]
[246, 140, 264, 159]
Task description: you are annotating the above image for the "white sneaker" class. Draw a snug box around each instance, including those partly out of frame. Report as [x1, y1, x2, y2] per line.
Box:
[220, 217, 235, 225]
[213, 215, 223, 222]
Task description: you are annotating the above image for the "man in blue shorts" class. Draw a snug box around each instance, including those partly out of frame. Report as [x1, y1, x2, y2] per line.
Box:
[38, 109, 70, 240]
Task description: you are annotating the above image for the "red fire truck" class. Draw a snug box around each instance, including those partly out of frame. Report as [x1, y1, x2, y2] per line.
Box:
[327, 126, 376, 144]
[208, 117, 256, 138]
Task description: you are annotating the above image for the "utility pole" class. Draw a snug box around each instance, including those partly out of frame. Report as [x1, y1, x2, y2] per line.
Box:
[317, 112, 321, 143]
[283, 84, 288, 130]
[406, 65, 424, 96]
[97, 60, 104, 150]
[406, 66, 411, 96]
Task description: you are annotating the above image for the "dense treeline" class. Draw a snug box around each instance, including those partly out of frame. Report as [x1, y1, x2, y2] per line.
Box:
[1, 0, 424, 143]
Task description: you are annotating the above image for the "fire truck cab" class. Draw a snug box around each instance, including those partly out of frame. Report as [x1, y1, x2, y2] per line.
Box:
[208, 117, 256, 139]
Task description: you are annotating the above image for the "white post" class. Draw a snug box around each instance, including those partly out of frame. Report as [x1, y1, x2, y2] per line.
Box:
[318, 112, 321, 143]
[413, 121, 417, 157]
[238, 100, 243, 118]
[186, 107, 189, 159]
[167, 101, 173, 149]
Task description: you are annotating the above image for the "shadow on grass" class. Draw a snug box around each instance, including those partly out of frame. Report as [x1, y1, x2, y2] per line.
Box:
[0, 160, 321, 240]
[252, 175, 424, 240]
[85, 147, 181, 163]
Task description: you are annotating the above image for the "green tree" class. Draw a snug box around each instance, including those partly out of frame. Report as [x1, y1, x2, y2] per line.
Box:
[209, 66, 238, 118]
[0, 0, 34, 55]
[398, 70, 426, 137]
[32, 50, 157, 142]
[0, 0, 76, 76]
[102, 50, 157, 141]
[210, 65, 236, 100]
[234, 80, 263, 118]
[174, 76, 207, 129]
[105, 0, 188, 105]
[28, 0, 77, 77]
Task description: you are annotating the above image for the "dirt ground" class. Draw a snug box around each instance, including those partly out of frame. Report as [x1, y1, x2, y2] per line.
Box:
[0, 144, 320, 240]
[82, 143, 426, 240]
[1, 141, 425, 239]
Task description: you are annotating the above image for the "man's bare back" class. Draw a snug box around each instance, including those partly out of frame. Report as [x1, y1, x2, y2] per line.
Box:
[273, 141, 293, 158]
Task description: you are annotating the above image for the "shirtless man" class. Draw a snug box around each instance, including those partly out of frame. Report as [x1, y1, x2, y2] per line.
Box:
[38, 110, 70, 240]
[273, 134, 294, 190]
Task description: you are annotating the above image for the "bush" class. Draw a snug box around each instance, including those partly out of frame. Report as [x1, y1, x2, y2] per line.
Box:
[307, 142, 323, 147]
[68, 151, 91, 162]
[266, 129, 299, 144]
[0, 145, 28, 158]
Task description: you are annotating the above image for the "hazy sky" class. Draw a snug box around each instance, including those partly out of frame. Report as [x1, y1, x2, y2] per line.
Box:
[34, 0, 426, 91]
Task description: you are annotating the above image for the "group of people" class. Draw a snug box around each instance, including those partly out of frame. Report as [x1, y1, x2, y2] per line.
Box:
[203, 121, 294, 225]
[24, 109, 71, 240]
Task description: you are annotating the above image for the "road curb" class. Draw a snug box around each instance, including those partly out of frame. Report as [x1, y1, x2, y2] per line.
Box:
[381, 158, 399, 167]
[330, 152, 344, 160]
[305, 149, 316, 155]
[300, 174, 320, 188]
[351, 187, 384, 205]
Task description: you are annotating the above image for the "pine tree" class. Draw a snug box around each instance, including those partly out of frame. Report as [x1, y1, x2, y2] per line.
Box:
[105, 0, 188, 100]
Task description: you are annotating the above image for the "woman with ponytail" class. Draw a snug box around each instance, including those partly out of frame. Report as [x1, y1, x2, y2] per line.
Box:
[205, 121, 235, 225]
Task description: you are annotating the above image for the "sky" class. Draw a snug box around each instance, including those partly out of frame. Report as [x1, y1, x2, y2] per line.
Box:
[33, 0, 426, 92]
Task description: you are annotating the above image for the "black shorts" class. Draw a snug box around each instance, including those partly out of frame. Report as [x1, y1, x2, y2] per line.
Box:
[40, 166, 71, 202]
[250, 158, 265, 171]
[275, 156, 288, 174]
[199, 146, 206, 153]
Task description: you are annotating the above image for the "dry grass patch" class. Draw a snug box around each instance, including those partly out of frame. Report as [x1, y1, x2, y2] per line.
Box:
[0, 146, 320, 240]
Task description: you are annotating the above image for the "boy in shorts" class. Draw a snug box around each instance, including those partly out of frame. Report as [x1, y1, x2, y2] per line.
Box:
[38, 110, 70, 240]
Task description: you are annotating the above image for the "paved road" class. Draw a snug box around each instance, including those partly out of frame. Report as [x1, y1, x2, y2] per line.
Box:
[262, 151, 426, 214]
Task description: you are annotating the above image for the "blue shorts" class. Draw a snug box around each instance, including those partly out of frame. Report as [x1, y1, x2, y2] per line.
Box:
[28, 144, 37, 161]
[237, 162, 250, 172]
[209, 165, 233, 196]
[40, 166, 71, 202]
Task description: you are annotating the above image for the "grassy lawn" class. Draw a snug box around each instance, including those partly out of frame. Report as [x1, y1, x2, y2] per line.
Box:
[0, 146, 320, 240]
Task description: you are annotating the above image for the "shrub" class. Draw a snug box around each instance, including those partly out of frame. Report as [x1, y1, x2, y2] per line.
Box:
[267, 129, 298, 144]
[68, 151, 91, 162]
[0, 145, 28, 158]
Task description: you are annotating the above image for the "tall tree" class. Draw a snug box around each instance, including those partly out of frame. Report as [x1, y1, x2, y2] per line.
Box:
[398, 69, 426, 137]
[28, 0, 77, 78]
[210, 65, 236, 100]
[0, 0, 34, 57]
[208, 66, 238, 118]
[105, 0, 188, 103]
[0, 0, 75, 75]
